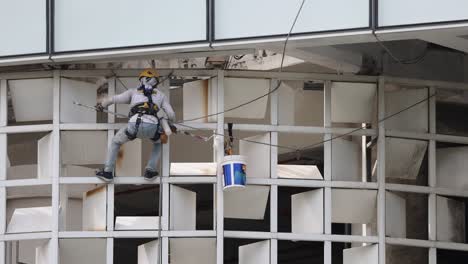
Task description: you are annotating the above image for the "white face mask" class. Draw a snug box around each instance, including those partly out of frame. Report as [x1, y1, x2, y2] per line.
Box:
[141, 77, 158, 89]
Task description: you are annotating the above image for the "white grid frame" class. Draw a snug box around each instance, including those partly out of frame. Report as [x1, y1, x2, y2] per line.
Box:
[1, 69, 468, 264]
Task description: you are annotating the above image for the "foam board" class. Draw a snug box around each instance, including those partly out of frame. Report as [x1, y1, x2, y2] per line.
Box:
[386, 192, 406, 238]
[115, 138, 142, 176]
[115, 216, 160, 230]
[224, 78, 270, 119]
[82, 186, 107, 231]
[292, 189, 323, 233]
[7, 164, 37, 180]
[437, 196, 465, 243]
[240, 133, 270, 178]
[170, 162, 217, 176]
[60, 78, 98, 123]
[277, 165, 323, 179]
[437, 146, 468, 189]
[170, 185, 196, 230]
[61, 165, 96, 177]
[35, 240, 51, 264]
[332, 189, 377, 224]
[59, 239, 106, 264]
[331, 82, 376, 123]
[386, 137, 427, 180]
[170, 238, 216, 264]
[239, 240, 270, 264]
[7, 185, 51, 199]
[331, 138, 361, 181]
[385, 88, 428, 133]
[183, 79, 209, 122]
[7, 206, 52, 233]
[9, 79, 53, 122]
[224, 185, 270, 220]
[138, 240, 159, 264]
[278, 82, 296, 126]
[61, 131, 107, 165]
[343, 244, 378, 264]
[38, 132, 53, 179]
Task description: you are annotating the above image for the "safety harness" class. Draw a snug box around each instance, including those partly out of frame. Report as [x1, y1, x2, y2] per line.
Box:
[125, 86, 163, 142]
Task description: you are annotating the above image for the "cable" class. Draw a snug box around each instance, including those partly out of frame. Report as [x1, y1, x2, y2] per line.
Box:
[75, 89, 436, 158]
[372, 32, 429, 65]
[173, 91, 436, 154]
[299, 92, 436, 151]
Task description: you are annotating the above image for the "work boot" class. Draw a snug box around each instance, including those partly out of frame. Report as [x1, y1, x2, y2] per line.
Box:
[144, 169, 159, 181]
[96, 169, 113, 182]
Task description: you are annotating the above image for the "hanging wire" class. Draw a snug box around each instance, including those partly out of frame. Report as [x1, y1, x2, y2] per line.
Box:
[173, 92, 436, 153]
[372, 32, 429, 65]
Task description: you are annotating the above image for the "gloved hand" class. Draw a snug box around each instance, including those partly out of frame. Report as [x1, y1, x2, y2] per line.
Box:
[170, 124, 178, 133]
[95, 103, 104, 112]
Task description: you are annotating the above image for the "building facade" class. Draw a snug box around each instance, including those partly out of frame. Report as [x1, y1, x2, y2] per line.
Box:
[1, 1, 468, 264]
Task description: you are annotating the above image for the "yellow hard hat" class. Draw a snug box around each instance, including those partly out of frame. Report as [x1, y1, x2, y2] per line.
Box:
[139, 68, 159, 79]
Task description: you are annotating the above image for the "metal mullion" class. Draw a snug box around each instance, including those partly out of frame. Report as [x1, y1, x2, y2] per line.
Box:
[51, 70, 60, 264]
[428, 86, 437, 264]
[377, 76, 386, 264]
[323, 80, 332, 264]
[215, 70, 225, 264]
[270, 79, 279, 264]
[0, 79, 6, 126]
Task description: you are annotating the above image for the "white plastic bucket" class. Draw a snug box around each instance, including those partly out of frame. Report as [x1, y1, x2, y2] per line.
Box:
[221, 155, 247, 190]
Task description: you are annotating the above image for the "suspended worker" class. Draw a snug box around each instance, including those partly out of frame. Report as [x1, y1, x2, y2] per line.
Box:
[95, 69, 176, 182]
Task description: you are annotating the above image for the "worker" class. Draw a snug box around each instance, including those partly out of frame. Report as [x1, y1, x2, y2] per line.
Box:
[95, 69, 176, 182]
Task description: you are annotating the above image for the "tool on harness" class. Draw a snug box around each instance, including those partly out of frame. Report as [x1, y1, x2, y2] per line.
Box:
[125, 86, 163, 142]
[224, 123, 234, 155]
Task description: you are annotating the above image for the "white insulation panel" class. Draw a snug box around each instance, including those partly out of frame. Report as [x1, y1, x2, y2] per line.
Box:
[138, 240, 159, 264]
[115, 216, 160, 231]
[437, 146, 468, 190]
[38, 133, 53, 179]
[277, 165, 323, 180]
[115, 138, 142, 176]
[332, 189, 377, 224]
[386, 137, 427, 180]
[170, 185, 196, 230]
[9, 79, 53, 122]
[60, 78, 98, 123]
[82, 186, 107, 231]
[292, 189, 323, 233]
[343, 244, 378, 264]
[437, 195, 465, 243]
[7, 206, 52, 233]
[170, 238, 216, 264]
[170, 162, 217, 176]
[59, 239, 106, 264]
[224, 78, 270, 119]
[35, 240, 51, 264]
[331, 138, 361, 182]
[224, 185, 270, 220]
[386, 192, 406, 238]
[331, 82, 376, 123]
[61, 131, 107, 165]
[240, 133, 270, 178]
[239, 240, 270, 264]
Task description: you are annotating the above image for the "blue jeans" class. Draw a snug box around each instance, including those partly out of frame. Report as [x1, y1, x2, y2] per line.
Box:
[104, 122, 161, 173]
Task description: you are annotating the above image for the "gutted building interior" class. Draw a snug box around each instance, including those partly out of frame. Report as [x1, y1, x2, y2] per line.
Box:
[1, 0, 468, 264]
